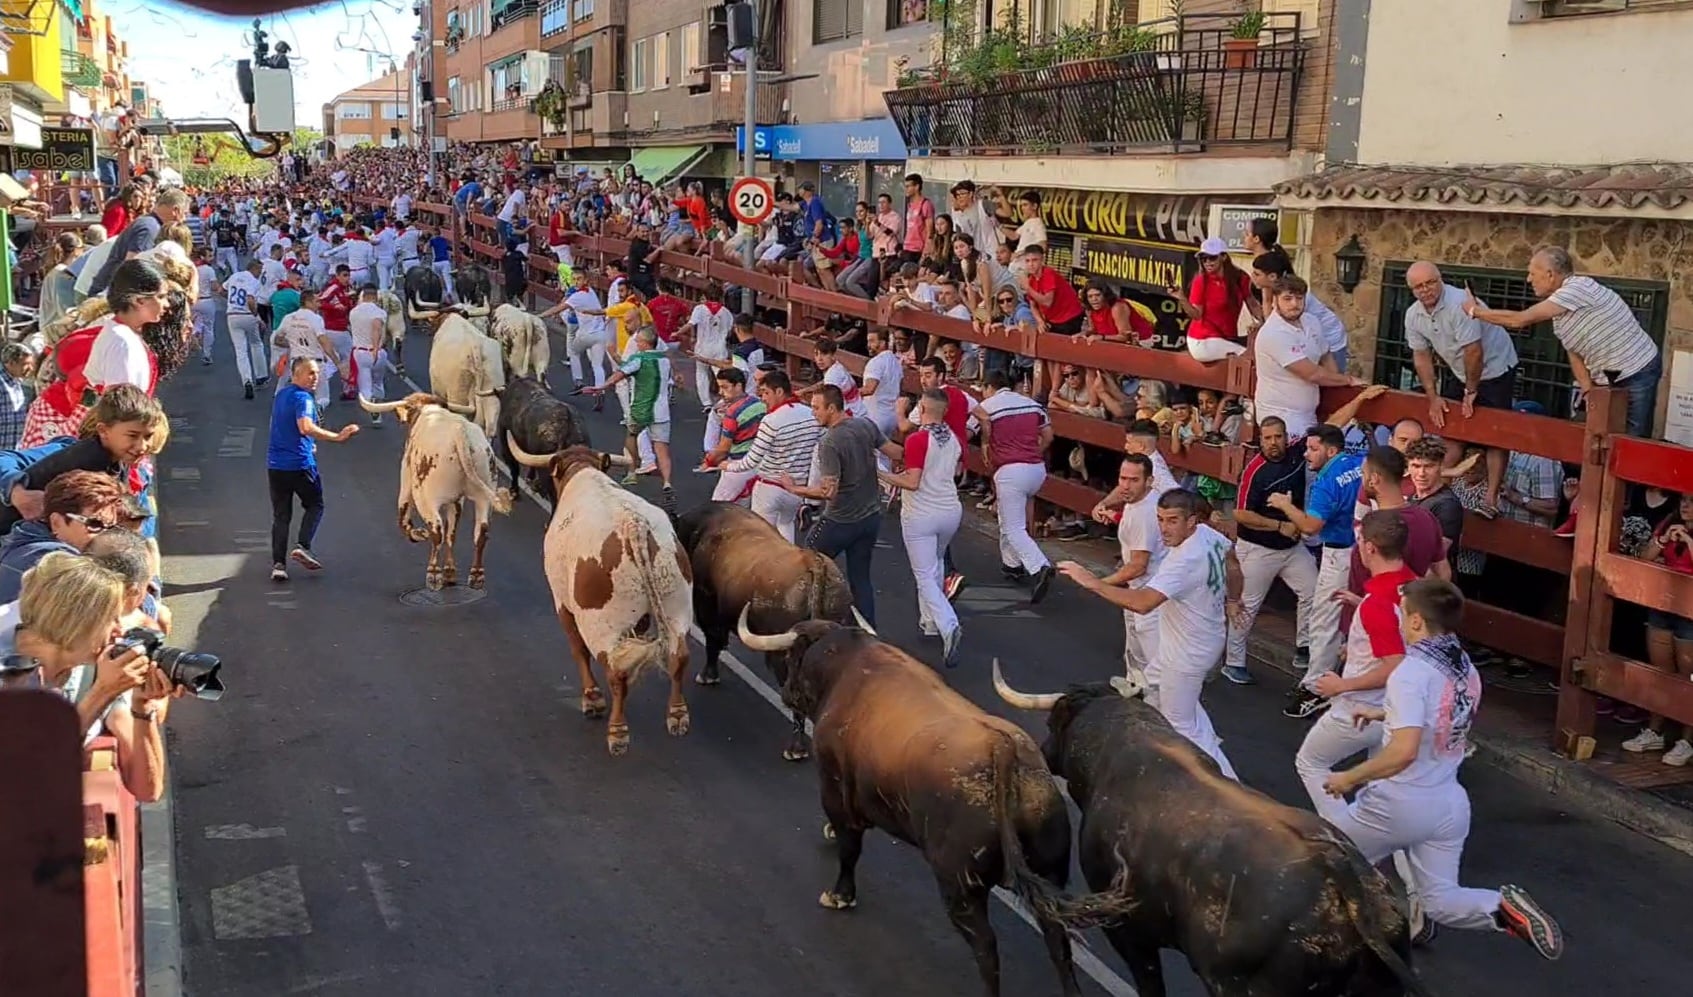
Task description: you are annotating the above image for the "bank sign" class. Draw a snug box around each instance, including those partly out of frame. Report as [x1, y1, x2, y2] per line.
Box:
[735, 119, 908, 161]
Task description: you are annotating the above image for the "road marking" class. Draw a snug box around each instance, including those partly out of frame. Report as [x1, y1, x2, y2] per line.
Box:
[343, 806, 367, 834]
[203, 824, 287, 840]
[362, 861, 403, 931]
[218, 427, 256, 459]
[174, 520, 211, 528]
[168, 466, 202, 482]
[403, 359, 1139, 997]
[210, 864, 313, 940]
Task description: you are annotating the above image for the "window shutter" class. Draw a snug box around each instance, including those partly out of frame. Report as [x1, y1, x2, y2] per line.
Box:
[814, 0, 848, 42]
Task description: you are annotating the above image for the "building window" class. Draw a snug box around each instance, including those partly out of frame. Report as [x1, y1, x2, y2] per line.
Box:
[631, 37, 649, 91]
[1537, 0, 1693, 17]
[680, 20, 701, 79]
[1373, 260, 1669, 420]
[447, 76, 462, 112]
[337, 102, 372, 120]
[541, 0, 568, 35]
[887, 0, 930, 29]
[572, 0, 595, 20]
[814, 0, 864, 43]
[652, 31, 670, 89]
[383, 102, 408, 119]
[1261, 0, 1322, 37]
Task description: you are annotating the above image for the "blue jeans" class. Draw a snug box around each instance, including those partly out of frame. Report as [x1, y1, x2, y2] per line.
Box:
[1612, 352, 1663, 438]
[805, 512, 882, 627]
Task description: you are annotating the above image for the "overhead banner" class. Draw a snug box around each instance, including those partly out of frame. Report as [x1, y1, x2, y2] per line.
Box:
[0, 127, 97, 172]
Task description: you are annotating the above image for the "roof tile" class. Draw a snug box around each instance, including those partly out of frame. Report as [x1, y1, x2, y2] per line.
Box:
[1274, 163, 1693, 212]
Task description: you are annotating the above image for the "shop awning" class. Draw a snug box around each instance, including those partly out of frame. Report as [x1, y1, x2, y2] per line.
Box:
[629, 145, 709, 186]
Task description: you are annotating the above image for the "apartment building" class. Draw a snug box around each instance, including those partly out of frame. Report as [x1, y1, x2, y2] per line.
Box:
[323, 63, 415, 151]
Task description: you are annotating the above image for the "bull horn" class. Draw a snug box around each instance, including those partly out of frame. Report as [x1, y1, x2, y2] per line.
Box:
[849, 606, 878, 637]
[358, 394, 406, 414]
[446, 400, 477, 415]
[737, 604, 799, 652]
[407, 305, 440, 321]
[506, 432, 553, 468]
[476, 387, 501, 398]
[992, 658, 1061, 712]
[605, 453, 634, 468]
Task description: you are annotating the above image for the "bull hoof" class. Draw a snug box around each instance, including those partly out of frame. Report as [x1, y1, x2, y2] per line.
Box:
[468, 570, 486, 590]
[404, 529, 429, 544]
[666, 705, 691, 736]
[818, 891, 857, 911]
[606, 723, 630, 756]
[782, 744, 811, 763]
[694, 667, 721, 686]
[426, 572, 444, 592]
[581, 690, 608, 718]
[822, 822, 836, 842]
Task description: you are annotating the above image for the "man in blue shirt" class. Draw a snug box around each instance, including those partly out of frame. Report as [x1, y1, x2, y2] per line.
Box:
[1267, 422, 1363, 719]
[268, 357, 358, 582]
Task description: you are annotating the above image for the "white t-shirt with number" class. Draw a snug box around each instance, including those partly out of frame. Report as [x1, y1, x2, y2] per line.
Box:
[1145, 523, 1232, 675]
[225, 271, 262, 315]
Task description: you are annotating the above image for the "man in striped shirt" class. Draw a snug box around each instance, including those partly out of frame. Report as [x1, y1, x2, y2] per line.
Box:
[1467, 246, 1662, 437]
[726, 369, 823, 542]
[702, 367, 766, 504]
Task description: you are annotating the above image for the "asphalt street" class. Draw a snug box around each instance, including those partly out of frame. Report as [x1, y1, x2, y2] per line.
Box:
[154, 306, 1690, 996]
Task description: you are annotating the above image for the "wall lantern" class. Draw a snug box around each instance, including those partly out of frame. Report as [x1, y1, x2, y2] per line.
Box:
[1334, 235, 1366, 294]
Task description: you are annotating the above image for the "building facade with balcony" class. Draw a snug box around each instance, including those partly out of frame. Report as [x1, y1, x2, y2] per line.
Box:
[879, 0, 1335, 351]
[324, 64, 416, 151]
[0, 0, 73, 151]
[1275, 0, 1693, 429]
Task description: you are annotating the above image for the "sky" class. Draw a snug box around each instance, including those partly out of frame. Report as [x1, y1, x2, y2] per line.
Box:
[111, 0, 416, 126]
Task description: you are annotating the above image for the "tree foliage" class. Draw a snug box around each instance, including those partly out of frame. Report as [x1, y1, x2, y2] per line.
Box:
[160, 127, 324, 187]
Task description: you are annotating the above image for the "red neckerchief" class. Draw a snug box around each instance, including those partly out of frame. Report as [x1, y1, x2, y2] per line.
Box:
[765, 396, 797, 415]
[704, 301, 724, 315]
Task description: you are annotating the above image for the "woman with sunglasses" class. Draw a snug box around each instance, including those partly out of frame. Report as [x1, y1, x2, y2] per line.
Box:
[1171, 236, 1262, 362]
[0, 470, 126, 603]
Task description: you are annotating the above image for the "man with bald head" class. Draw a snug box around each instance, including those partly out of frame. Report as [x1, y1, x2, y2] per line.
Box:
[1403, 261, 1518, 516]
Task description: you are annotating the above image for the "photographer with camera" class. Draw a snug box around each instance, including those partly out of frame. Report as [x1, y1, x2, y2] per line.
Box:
[0, 552, 176, 802]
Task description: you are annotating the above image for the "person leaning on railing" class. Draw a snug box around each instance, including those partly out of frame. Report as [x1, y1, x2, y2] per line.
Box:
[0, 551, 176, 802]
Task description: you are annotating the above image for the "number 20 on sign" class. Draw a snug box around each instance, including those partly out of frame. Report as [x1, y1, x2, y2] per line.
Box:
[729, 176, 775, 226]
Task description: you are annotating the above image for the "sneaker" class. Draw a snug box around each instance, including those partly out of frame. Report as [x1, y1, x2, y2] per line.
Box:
[620, 472, 639, 486]
[941, 627, 962, 669]
[1411, 914, 1439, 948]
[1282, 688, 1330, 720]
[371, 414, 383, 426]
[660, 484, 676, 514]
[1001, 564, 1026, 583]
[290, 547, 323, 571]
[243, 380, 255, 399]
[637, 463, 659, 476]
[943, 573, 967, 601]
[1221, 665, 1256, 685]
[1663, 739, 1693, 767]
[1029, 565, 1054, 604]
[919, 621, 939, 637]
[270, 563, 288, 582]
[1496, 884, 1564, 960]
[201, 355, 213, 366]
[1621, 728, 1664, 753]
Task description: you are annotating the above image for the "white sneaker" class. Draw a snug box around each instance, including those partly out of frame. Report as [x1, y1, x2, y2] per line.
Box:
[1663, 739, 1693, 767]
[1622, 728, 1666, 753]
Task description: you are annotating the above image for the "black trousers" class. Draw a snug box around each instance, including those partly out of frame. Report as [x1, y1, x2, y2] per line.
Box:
[268, 468, 324, 565]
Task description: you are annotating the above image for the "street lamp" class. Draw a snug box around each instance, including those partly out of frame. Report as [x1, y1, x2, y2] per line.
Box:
[1334, 234, 1366, 294]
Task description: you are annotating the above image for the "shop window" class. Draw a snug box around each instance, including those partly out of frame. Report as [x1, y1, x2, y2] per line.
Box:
[818, 162, 865, 218]
[1373, 261, 1669, 421]
[887, 0, 931, 30]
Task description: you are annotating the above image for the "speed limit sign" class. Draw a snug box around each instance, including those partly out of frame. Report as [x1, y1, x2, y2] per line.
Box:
[729, 175, 775, 226]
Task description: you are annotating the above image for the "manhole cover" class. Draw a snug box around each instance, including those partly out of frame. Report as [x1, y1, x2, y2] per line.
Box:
[399, 586, 489, 607]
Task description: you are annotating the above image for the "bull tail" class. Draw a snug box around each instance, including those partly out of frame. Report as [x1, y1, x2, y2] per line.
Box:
[453, 424, 514, 515]
[804, 556, 825, 623]
[1330, 841, 1437, 997]
[604, 517, 682, 680]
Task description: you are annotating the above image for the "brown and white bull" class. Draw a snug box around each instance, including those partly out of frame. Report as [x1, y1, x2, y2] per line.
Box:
[736, 617, 1133, 997]
[675, 501, 866, 761]
[993, 663, 1431, 997]
[359, 392, 514, 591]
[508, 437, 695, 756]
[490, 302, 552, 386]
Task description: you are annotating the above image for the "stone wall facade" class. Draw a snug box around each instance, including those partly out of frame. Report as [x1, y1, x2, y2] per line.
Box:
[1302, 207, 1691, 406]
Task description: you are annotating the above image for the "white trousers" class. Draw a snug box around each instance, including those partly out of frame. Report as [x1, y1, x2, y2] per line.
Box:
[992, 462, 1049, 572]
[228, 314, 268, 385]
[1228, 540, 1318, 672]
[713, 467, 757, 505]
[1296, 709, 1383, 820]
[903, 508, 961, 638]
[1124, 603, 1162, 687]
[214, 246, 240, 276]
[751, 481, 803, 541]
[613, 377, 656, 466]
[1157, 662, 1237, 780]
[1327, 781, 1503, 932]
[568, 330, 609, 388]
[376, 257, 396, 292]
[704, 407, 723, 455]
[693, 348, 725, 404]
[432, 260, 457, 301]
[1306, 545, 1352, 688]
[352, 346, 390, 403]
[191, 299, 217, 360]
[1187, 336, 1246, 363]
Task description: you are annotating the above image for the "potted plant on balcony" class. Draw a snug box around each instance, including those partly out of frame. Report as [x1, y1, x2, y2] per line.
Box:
[532, 79, 568, 130]
[1224, 5, 1266, 69]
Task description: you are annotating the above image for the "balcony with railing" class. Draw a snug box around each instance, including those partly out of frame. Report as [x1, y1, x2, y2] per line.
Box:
[542, 0, 625, 38]
[883, 12, 1306, 157]
[61, 51, 102, 89]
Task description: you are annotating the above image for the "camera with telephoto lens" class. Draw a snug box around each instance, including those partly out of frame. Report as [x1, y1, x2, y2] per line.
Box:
[113, 627, 225, 702]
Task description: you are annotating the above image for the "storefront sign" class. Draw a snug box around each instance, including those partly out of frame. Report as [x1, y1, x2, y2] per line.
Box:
[736, 119, 908, 162]
[1077, 237, 1191, 294]
[1210, 204, 1280, 255]
[1006, 187, 1271, 248]
[0, 126, 96, 171]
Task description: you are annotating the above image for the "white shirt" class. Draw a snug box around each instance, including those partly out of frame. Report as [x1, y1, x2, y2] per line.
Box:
[257, 259, 287, 303]
[224, 271, 262, 315]
[348, 301, 388, 351]
[726, 399, 823, 480]
[1116, 488, 1166, 590]
[1404, 282, 1518, 383]
[1303, 292, 1349, 358]
[688, 302, 734, 358]
[372, 228, 397, 261]
[1013, 216, 1048, 255]
[822, 361, 866, 418]
[395, 228, 422, 261]
[392, 193, 413, 218]
[279, 309, 329, 361]
[498, 189, 526, 223]
[861, 349, 903, 434]
[84, 318, 152, 392]
[1252, 312, 1329, 438]
[900, 424, 963, 523]
[195, 264, 218, 300]
[1379, 642, 1481, 791]
[1145, 523, 1232, 673]
[566, 289, 608, 343]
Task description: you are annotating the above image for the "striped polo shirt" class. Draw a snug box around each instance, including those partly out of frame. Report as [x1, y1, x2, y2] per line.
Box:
[721, 395, 766, 458]
[1548, 276, 1660, 383]
[974, 389, 1049, 466]
[724, 397, 823, 482]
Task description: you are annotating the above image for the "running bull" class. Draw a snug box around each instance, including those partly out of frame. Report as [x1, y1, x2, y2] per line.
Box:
[490, 302, 552, 386]
[675, 501, 867, 761]
[359, 392, 514, 591]
[736, 617, 1133, 997]
[455, 263, 494, 335]
[992, 663, 1430, 997]
[508, 438, 695, 757]
[491, 375, 590, 502]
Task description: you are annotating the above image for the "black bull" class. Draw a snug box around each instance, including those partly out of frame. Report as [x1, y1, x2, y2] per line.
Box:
[491, 376, 590, 502]
[994, 665, 1433, 997]
[735, 619, 1135, 997]
[675, 501, 862, 761]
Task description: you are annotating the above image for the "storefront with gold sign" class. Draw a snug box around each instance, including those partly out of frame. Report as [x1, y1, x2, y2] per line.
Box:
[0, 126, 97, 173]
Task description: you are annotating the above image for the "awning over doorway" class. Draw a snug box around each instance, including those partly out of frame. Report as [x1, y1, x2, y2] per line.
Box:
[629, 145, 709, 186]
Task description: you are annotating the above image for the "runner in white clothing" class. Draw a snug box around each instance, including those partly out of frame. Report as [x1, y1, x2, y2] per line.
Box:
[1094, 454, 1167, 696]
[1060, 489, 1245, 778]
[879, 389, 965, 666]
[1322, 578, 1565, 961]
[191, 248, 220, 365]
[347, 287, 394, 421]
[271, 290, 341, 407]
[859, 329, 905, 437]
[539, 269, 610, 389]
[680, 285, 735, 408]
[224, 260, 270, 397]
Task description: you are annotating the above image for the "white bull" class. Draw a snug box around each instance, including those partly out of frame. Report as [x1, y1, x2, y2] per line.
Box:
[360, 393, 514, 591]
[375, 289, 409, 370]
[508, 435, 695, 757]
[490, 302, 552, 386]
[426, 313, 505, 442]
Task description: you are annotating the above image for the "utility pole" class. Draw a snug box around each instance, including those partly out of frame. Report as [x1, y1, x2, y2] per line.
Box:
[739, 0, 757, 315]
